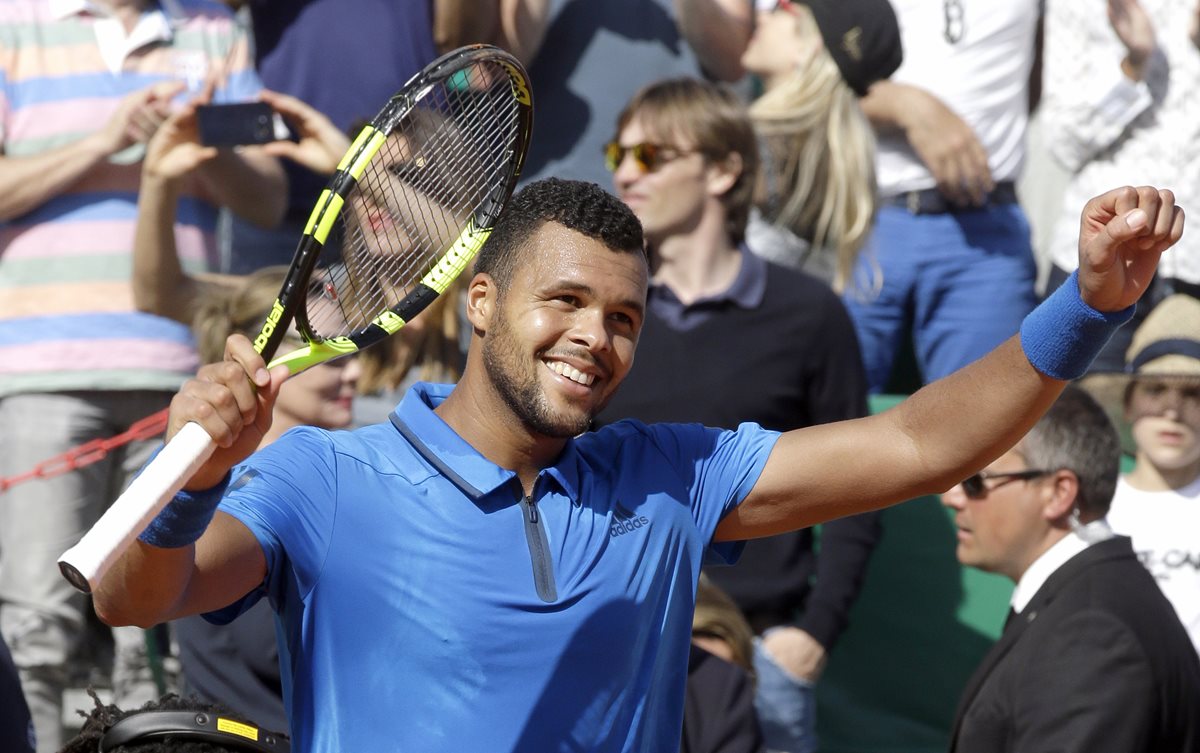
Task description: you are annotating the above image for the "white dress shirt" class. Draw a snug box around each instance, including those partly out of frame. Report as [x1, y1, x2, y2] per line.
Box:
[1010, 519, 1115, 613]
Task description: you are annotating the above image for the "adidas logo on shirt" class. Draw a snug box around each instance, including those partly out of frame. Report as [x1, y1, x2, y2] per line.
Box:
[610, 500, 650, 538]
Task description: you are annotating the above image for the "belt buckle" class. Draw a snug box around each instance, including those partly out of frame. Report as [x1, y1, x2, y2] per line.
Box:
[906, 191, 922, 214]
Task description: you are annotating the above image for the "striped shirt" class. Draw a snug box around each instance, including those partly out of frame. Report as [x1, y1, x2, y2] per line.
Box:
[0, 0, 261, 396]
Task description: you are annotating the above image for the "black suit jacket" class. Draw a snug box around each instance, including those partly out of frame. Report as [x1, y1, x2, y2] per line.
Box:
[950, 536, 1200, 753]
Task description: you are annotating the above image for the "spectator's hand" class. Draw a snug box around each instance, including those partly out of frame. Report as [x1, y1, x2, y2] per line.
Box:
[96, 81, 187, 157]
[899, 87, 993, 207]
[143, 97, 219, 182]
[761, 627, 827, 683]
[1190, 0, 1200, 50]
[1076, 185, 1183, 312]
[258, 89, 351, 175]
[1108, 0, 1156, 79]
[168, 334, 288, 490]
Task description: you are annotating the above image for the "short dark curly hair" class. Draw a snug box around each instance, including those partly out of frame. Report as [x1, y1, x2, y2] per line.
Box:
[61, 690, 288, 753]
[474, 177, 645, 289]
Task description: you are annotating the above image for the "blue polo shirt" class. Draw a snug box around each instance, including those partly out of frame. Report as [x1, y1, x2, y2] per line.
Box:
[210, 383, 779, 753]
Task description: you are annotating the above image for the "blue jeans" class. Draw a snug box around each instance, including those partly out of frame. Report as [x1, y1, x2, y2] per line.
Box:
[844, 203, 1038, 392]
[754, 640, 817, 753]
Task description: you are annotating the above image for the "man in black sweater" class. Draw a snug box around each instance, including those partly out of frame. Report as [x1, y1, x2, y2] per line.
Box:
[596, 78, 878, 753]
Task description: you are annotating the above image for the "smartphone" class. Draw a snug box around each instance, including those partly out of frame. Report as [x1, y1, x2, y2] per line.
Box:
[195, 102, 287, 147]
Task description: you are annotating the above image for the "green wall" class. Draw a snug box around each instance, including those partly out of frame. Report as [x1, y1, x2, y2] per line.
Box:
[814, 395, 1012, 752]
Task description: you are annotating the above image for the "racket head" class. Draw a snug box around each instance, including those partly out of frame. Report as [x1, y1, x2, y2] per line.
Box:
[254, 44, 533, 374]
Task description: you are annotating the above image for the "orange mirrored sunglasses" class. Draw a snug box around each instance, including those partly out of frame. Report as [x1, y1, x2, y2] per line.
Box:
[603, 141, 696, 173]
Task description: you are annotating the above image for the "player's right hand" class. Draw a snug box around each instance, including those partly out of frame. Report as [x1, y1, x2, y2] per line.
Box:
[167, 334, 288, 490]
[1076, 185, 1184, 312]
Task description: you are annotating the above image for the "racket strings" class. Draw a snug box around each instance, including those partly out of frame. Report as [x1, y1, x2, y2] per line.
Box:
[305, 60, 521, 340]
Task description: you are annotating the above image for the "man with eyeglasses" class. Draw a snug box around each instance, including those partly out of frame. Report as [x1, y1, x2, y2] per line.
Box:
[942, 386, 1200, 753]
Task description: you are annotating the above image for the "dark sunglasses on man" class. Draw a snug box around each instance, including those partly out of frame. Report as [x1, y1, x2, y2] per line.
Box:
[960, 469, 1052, 500]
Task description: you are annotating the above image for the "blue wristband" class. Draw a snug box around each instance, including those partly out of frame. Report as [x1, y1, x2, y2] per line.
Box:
[136, 445, 231, 548]
[1019, 270, 1135, 380]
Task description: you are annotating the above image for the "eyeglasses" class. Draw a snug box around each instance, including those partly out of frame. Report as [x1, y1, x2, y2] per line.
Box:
[603, 141, 697, 173]
[960, 469, 1052, 500]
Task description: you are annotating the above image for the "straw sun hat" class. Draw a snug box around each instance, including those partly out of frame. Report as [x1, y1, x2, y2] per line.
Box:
[1124, 294, 1200, 378]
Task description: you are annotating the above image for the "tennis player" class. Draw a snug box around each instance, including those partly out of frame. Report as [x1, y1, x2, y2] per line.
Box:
[94, 178, 1180, 753]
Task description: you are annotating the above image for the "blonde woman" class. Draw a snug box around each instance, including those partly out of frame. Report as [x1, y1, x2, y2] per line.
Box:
[741, 0, 901, 291]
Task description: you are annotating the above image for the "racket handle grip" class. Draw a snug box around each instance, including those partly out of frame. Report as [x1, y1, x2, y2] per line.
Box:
[57, 421, 218, 594]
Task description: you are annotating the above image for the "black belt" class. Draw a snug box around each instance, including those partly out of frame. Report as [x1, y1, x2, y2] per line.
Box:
[886, 181, 1019, 215]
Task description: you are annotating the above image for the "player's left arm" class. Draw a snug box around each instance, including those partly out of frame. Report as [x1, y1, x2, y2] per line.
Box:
[716, 186, 1183, 542]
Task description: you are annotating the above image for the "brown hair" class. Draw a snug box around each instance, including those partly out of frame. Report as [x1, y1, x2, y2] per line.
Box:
[615, 78, 760, 244]
[356, 276, 465, 392]
[192, 266, 290, 366]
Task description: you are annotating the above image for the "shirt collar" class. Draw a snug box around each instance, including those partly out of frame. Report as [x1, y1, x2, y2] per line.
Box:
[49, 0, 92, 19]
[648, 245, 767, 328]
[51, 1, 178, 74]
[49, 0, 181, 23]
[1010, 518, 1115, 612]
[389, 382, 582, 503]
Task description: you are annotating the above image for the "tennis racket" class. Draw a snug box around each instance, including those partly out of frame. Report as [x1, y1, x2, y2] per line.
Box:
[59, 44, 533, 593]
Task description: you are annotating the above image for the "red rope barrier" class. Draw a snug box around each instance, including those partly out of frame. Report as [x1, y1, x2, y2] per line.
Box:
[0, 408, 169, 492]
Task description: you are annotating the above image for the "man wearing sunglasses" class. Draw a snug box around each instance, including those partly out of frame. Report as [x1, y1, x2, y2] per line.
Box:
[942, 386, 1200, 753]
[597, 78, 877, 753]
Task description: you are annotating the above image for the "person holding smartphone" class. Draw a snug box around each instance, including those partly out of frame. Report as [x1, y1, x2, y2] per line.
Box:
[0, 3, 285, 750]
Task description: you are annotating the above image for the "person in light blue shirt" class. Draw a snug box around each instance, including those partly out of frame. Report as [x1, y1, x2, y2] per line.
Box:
[93, 177, 1182, 753]
[207, 384, 775, 751]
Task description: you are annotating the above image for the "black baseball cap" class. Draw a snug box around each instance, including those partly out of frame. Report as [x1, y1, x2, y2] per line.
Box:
[802, 0, 903, 96]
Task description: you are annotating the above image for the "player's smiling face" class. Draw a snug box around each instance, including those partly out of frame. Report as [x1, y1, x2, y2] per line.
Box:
[481, 221, 648, 438]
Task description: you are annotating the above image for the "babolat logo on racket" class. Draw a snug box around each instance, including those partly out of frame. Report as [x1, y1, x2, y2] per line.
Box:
[254, 300, 286, 351]
[501, 61, 532, 105]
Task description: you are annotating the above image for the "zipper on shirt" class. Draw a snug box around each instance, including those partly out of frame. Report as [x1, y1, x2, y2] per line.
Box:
[520, 494, 558, 603]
